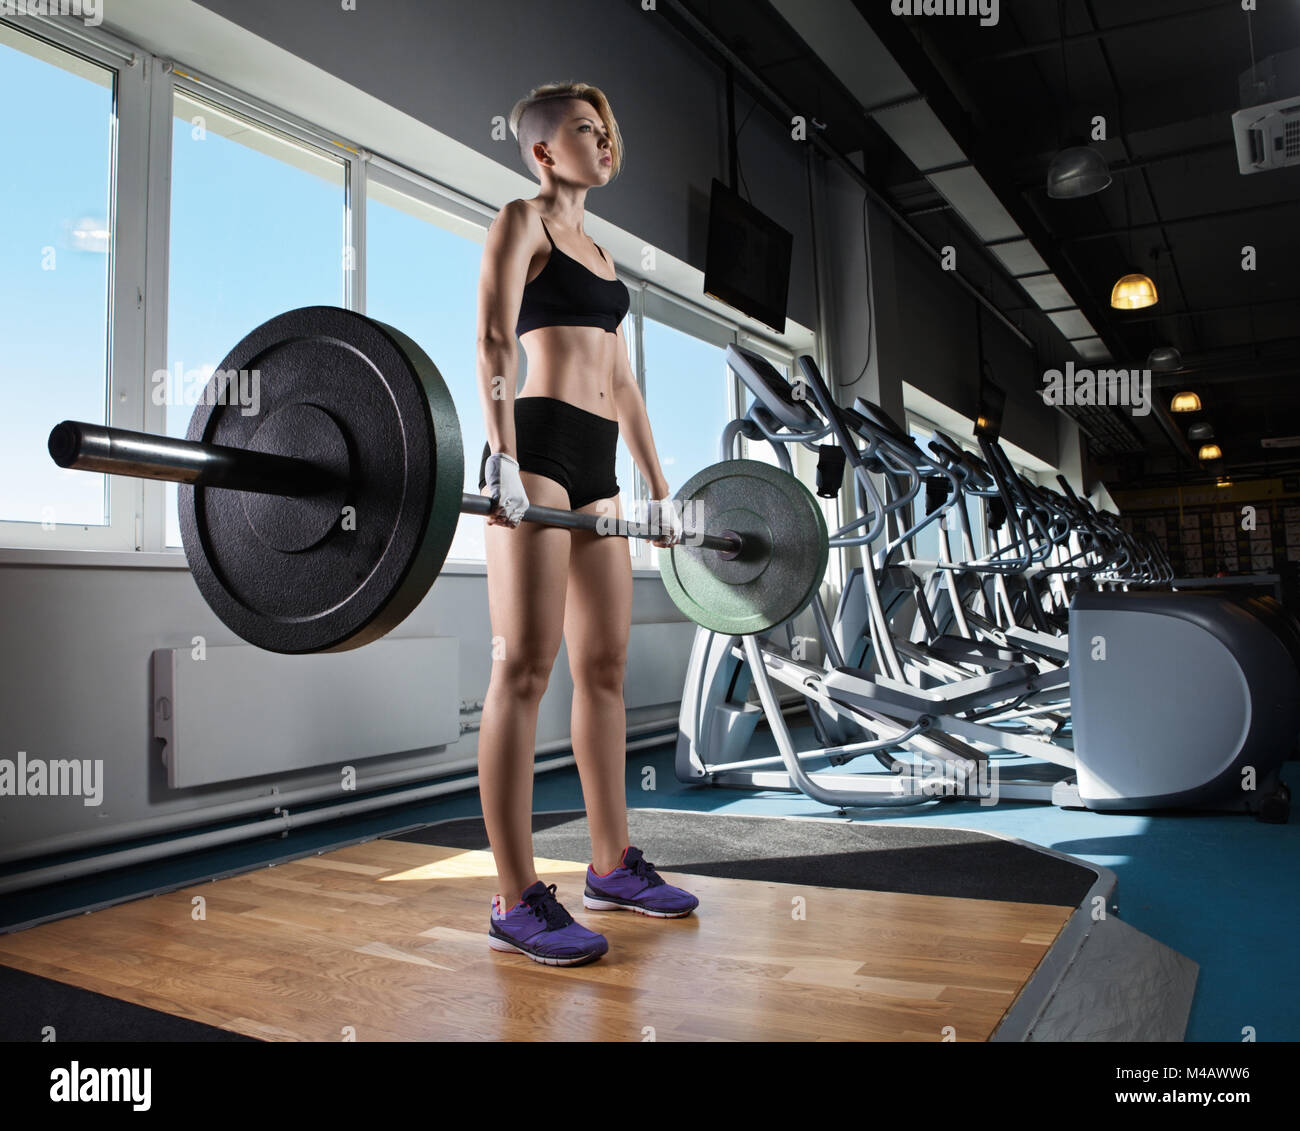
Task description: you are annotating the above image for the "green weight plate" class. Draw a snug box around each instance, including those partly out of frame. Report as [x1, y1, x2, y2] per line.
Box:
[659, 459, 829, 635]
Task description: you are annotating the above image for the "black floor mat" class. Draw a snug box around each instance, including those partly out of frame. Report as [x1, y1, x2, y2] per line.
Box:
[0, 964, 260, 1042]
[395, 808, 1099, 906]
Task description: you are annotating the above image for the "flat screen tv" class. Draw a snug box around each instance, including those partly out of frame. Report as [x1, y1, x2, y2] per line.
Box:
[703, 178, 793, 335]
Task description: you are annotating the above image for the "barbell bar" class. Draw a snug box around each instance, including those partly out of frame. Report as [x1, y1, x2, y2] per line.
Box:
[48, 420, 745, 555]
[44, 306, 829, 652]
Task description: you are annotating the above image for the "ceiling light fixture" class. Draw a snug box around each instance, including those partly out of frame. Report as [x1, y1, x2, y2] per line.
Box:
[1112, 272, 1158, 309]
[1045, 3, 1111, 200]
[1147, 345, 1182, 372]
[1047, 146, 1112, 199]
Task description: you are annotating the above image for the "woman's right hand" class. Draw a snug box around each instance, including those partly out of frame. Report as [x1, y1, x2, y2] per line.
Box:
[484, 452, 530, 527]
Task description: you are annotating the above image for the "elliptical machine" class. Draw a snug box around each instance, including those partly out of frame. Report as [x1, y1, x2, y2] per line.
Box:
[675, 344, 1295, 822]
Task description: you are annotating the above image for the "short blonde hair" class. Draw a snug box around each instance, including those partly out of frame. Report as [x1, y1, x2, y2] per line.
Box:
[509, 82, 623, 182]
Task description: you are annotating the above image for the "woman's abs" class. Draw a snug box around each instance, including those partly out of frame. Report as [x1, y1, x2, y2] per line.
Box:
[518, 328, 619, 420]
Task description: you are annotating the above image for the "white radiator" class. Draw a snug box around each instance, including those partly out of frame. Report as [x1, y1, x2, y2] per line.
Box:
[152, 638, 460, 788]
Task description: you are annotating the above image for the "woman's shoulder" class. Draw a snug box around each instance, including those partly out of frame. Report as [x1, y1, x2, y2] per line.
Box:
[500, 197, 541, 221]
[494, 198, 547, 242]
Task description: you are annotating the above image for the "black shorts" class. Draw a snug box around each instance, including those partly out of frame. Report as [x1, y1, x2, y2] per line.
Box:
[478, 396, 619, 510]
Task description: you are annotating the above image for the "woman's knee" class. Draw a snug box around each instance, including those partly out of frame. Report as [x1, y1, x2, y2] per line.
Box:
[492, 654, 555, 701]
[571, 651, 627, 694]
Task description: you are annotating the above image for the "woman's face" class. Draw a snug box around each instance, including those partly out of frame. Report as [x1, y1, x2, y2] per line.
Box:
[543, 100, 612, 184]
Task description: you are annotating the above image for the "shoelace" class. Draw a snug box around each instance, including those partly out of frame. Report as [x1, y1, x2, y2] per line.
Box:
[525, 883, 575, 929]
[625, 852, 666, 887]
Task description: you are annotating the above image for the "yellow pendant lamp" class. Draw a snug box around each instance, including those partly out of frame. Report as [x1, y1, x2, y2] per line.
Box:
[1111, 177, 1160, 308]
[1112, 272, 1158, 309]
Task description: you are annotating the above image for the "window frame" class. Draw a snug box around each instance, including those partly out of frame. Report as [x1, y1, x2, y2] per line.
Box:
[154, 75, 359, 552]
[0, 14, 146, 553]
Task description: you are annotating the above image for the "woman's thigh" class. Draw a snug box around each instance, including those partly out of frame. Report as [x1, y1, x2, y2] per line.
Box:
[482, 472, 572, 675]
[564, 492, 632, 681]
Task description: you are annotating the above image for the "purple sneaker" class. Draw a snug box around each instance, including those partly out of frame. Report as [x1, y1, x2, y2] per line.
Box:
[583, 846, 699, 918]
[488, 880, 608, 966]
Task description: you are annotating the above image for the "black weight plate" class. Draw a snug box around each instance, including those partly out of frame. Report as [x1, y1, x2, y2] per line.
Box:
[179, 306, 463, 653]
[659, 459, 829, 635]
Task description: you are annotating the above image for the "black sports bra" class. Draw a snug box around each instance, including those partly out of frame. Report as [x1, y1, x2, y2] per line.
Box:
[516, 216, 631, 336]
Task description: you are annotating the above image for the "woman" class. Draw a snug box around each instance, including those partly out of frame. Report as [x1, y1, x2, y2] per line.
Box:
[475, 81, 699, 966]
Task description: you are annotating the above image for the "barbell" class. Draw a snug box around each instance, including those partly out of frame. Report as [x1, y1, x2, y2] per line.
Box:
[46, 306, 829, 653]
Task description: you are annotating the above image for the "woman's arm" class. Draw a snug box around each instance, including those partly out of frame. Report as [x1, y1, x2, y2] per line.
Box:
[610, 322, 670, 500]
[475, 201, 534, 457]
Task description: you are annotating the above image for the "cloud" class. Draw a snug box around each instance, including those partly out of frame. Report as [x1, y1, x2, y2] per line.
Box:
[64, 215, 111, 254]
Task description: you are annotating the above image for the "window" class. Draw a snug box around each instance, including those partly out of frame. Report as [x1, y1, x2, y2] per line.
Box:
[640, 309, 732, 570]
[738, 354, 791, 471]
[365, 171, 490, 563]
[616, 308, 638, 539]
[641, 316, 730, 497]
[163, 89, 347, 547]
[0, 24, 115, 530]
[906, 425, 945, 562]
[907, 416, 987, 561]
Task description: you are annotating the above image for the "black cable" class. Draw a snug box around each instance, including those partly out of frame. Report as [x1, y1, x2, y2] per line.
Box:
[804, 143, 822, 374]
[848, 187, 875, 387]
[734, 97, 759, 202]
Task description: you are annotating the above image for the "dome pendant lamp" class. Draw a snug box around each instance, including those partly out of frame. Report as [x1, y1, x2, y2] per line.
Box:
[1045, 7, 1111, 200]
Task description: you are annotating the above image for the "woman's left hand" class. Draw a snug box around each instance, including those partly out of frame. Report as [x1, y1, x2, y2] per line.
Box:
[647, 496, 684, 548]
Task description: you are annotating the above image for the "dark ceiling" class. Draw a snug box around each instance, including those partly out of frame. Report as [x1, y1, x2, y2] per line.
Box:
[666, 0, 1300, 489]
